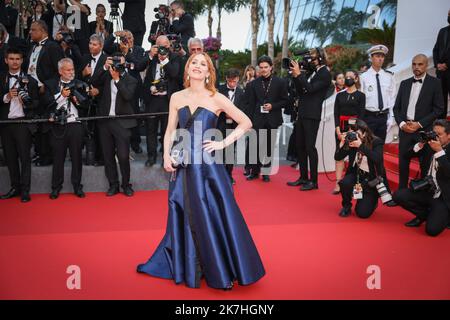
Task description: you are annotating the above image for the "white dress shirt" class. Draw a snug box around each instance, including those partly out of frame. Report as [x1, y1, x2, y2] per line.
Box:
[360, 67, 396, 115]
[3, 72, 25, 119]
[109, 79, 120, 116]
[52, 13, 64, 39]
[399, 74, 427, 129]
[28, 37, 48, 87]
[90, 52, 102, 76]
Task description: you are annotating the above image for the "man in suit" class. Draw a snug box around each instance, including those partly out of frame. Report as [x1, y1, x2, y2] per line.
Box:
[169, 1, 195, 51]
[96, 53, 137, 197]
[432, 10, 450, 119]
[26, 20, 64, 167]
[142, 35, 180, 167]
[217, 68, 247, 184]
[118, 0, 146, 47]
[393, 119, 450, 236]
[1, 0, 18, 35]
[0, 47, 39, 203]
[80, 34, 108, 166]
[246, 55, 288, 182]
[43, 58, 88, 200]
[0, 23, 29, 73]
[394, 54, 445, 189]
[104, 30, 147, 154]
[287, 48, 332, 191]
[41, 0, 66, 41]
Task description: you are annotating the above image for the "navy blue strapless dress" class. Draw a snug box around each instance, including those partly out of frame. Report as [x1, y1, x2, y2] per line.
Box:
[137, 106, 265, 289]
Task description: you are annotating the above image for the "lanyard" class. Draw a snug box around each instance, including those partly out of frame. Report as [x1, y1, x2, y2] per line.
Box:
[261, 76, 273, 103]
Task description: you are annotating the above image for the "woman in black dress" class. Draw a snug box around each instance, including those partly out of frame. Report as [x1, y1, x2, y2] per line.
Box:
[333, 70, 366, 194]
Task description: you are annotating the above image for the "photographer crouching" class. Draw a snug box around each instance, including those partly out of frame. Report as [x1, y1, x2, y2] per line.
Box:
[143, 35, 180, 167]
[393, 120, 450, 236]
[336, 119, 392, 218]
[43, 58, 90, 200]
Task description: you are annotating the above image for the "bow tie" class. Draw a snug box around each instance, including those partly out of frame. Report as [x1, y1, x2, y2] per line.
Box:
[9, 74, 19, 79]
[413, 78, 423, 84]
[228, 88, 235, 92]
[91, 57, 97, 62]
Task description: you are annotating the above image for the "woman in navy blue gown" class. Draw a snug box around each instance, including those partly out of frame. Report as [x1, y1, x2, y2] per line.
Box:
[137, 52, 265, 290]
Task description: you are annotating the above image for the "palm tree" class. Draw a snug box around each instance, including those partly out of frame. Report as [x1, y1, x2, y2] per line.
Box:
[354, 20, 396, 64]
[267, 0, 276, 60]
[250, 0, 260, 66]
[281, 0, 290, 64]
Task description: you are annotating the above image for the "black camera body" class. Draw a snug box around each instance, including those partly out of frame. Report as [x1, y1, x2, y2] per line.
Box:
[167, 34, 182, 52]
[410, 175, 437, 194]
[111, 56, 132, 74]
[14, 75, 33, 107]
[51, 107, 70, 126]
[108, 0, 120, 17]
[419, 130, 438, 143]
[282, 48, 323, 73]
[148, 5, 171, 45]
[63, 80, 89, 106]
[60, 32, 74, 46]
[157, 45, 170, 56]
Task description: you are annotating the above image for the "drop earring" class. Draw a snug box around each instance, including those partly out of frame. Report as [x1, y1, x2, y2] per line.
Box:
[187, 75, 190, 81]
[205, 77, 210, 84]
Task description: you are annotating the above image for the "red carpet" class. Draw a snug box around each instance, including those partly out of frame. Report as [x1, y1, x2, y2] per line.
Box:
[1, 166, 449, 300]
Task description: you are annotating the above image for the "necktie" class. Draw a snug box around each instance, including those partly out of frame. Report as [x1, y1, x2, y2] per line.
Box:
[376, 73, 384, 111]
[413, 78, 422, 84]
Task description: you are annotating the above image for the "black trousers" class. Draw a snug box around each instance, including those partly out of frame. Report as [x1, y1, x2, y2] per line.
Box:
[250, 124, 277, 175]
[398, 130, 432, 189]
[1, 123, 32, 192]
[363, 112, 388, 142]
[296, 118, 320, 183]
[50, 123, 84, 190]
[35, 124, 53, 163]
[146, 95, 169, 160]
[437, 70, 449, 119]
[130, 95, 142, 150]
[98, 121, 132, 188]
[339, 172, 379, 219]
[393, 188, 449, 236]
[287, 123, 297, 162]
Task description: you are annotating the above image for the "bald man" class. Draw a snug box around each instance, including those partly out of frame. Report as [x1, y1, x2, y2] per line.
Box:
[394, 54, 445, 189]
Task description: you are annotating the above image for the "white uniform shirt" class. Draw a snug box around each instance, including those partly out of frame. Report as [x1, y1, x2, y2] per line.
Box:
[360, 67, 396, 116]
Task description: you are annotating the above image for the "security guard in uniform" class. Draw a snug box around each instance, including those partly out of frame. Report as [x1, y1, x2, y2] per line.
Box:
[360, 45, 397, 143]
[360, 44, 397, 207]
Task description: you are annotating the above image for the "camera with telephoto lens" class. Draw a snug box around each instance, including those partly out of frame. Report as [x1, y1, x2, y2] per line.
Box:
[150, 79, 168, 94]
[108, 0, 120, 17]
[51, 107, 70, 126]
[157, 45, 170, 56]
[419, 130, 438, 143]
[282, 48, 324, 73]
[148, 5, 171, 45]
[367, 176, 393, 204]
[343, 131, 358, 150]
[14, 75, 33, 107]
[167, 34, 182, 52]
[111, 56, 132, 74]
[409, 175, 437, 194]
[63, 80, 89, 106]
[60, 32, 74, 46]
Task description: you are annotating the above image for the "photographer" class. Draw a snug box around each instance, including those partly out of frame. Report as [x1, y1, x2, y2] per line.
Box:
[169, 1, 195, 50]
[393, 120, 450, 236]
[335, 119, 389, 218]
[287, 48, 332, 191]
[54, 28, 83, 75]
[143, 35, 180, 167]
[0, 48, 39, 203]
[43, 58, 89, 200]
[104, 30, 147, 153]
[114, 0, 146, 47]
[96, 53, 137, 197]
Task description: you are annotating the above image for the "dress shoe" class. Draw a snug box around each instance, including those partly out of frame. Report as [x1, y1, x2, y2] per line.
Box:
[107, 185, 120, 197]
[332, 184, 341, 195]
[300, 182, 318, 191]
[21, 191, 31, 203]
[287, 178, 308, 187]
[243, 169, 251, 177]
[405, 217, 425, 227]
[339, 207, 351, 217]
[246, 173, 259, 181]
[123, 185, 134, 197]
[262, 175, 270, 182]
[74, 186, 85, 198]
[0, 188, 20, 200]
[145, 158, 156, 167]
[49, 188, 61, 200]
[384, 199, 397, 207]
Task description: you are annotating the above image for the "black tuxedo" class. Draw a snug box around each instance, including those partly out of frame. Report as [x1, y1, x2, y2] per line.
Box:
[119, 0, 146, 46]
[246, 75, 288, 175]
[0, 35, 29, 73]
[80, 53, 108, 88]
[142, 53, 181, 161]
[394, 144, 450, 236]
[335, 137, 386, 218]
[292, 66, 332, 184]
[41, 3, 66, 41]
[97, 73, 137, 189]
[0, 71, 39, 193]
[394, 74, 445, 188]
[1, 3, 18, 35]
[169, 13, 196, 49]
[432, 25, 450, 118]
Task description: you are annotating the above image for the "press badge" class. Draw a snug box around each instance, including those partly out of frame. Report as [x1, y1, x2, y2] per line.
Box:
[260, 105, 269, 113]
[353, 183, 363, 200]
